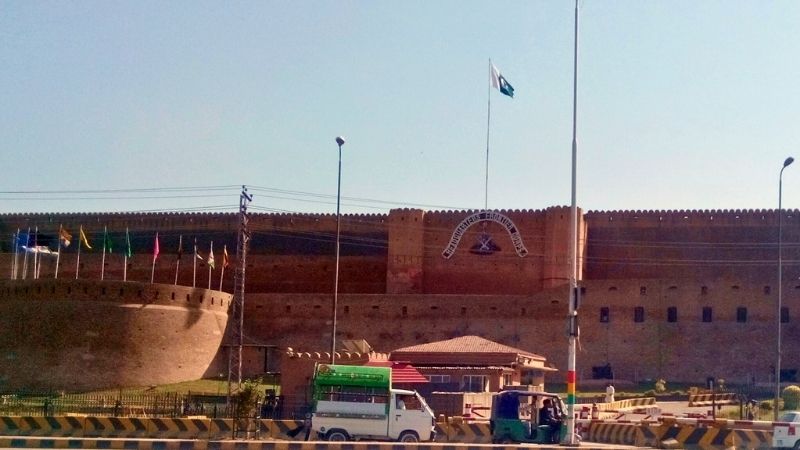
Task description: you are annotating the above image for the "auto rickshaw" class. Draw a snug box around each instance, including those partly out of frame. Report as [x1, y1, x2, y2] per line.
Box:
[489, 390, 572, 444]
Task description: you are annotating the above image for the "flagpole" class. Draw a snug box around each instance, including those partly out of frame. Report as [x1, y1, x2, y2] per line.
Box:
[33, 227, 39, 279]
[11, 230, 18, 280]
[22, 227, 30, 280]
[151, 232, 159, 284]
[174, 235, 182, 285]
[193, 238, 197, 288]
[219, 245, 226, 291]
[101, 226, 107, 281]
[485, 58, 492, 212]
[55, 225, 62, 279]
[565, 0, 580, 445]
[124, 227, 130, 282]
[207, 241, 213, 290]
[76, 226, 82, 279]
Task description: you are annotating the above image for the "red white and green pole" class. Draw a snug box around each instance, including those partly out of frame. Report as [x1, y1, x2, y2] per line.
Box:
[565, 0, 580, 445]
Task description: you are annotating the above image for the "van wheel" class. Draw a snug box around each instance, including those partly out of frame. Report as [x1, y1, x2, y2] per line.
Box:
[326, 430, 349, 441]
[398, 431, 420, 442]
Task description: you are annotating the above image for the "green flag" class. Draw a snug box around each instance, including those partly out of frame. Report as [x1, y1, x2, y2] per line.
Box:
[103, 228, 113, 253]
[125, 228, 132, 258]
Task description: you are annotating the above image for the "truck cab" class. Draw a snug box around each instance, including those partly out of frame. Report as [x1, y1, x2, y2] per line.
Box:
[310, 364, 436, 442]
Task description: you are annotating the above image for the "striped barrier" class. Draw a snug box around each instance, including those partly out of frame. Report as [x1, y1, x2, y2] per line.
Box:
[688, 392, 738, 407]
[728, 428, 772, 449]
[262, 419, 305, 440]
[584, 422, 639, 446]
[440, 421, 491, 443]
[0, 416, 85, 437]
[84, 416, 150, 438]
[0, 437, 627, 449]
[657, 423, 734, 450]
[148, 417, 212, 439]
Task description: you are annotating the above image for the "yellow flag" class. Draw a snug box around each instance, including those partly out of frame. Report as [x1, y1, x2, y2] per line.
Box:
[79, 226, 92, 250]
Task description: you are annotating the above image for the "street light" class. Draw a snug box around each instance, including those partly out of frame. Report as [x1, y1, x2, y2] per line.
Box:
[776, 155, 794, 421]
[331, 136, 345, 364]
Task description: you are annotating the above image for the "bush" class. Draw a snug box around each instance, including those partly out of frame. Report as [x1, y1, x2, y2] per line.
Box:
[643, 389, 657, 397]
[234, 379, 262, 418]
[654, 379, 667, 393]
[783, 385, 800, 411]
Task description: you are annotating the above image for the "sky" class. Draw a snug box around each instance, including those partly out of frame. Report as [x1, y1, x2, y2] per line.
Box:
[2, 1, 800, 216]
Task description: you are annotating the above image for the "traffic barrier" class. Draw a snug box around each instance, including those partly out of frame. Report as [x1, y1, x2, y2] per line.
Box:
[584, 422, 639, 446]
[441, 421, 491, 443]
[0, 416, 86, 437]
[83, 416, 150, 438]
[147, 417, 211, 439]
[729, 428, 772, 449]
[653, 422, 734, 450]
[0, 437, 627, 449]
[688, 392, 738, 407]
[263, 419, 305, 440]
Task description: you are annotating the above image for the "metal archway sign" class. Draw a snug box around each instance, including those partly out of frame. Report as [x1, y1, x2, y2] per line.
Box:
[442, 211, 528, 259]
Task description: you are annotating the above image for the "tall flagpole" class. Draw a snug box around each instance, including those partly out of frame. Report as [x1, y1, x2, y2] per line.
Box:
[485, 59, 492, 211]
[565, 0, 580, 445]
[11, 230, 18, 280]
[22, 227, 30, 280]
[101, 226, 107, 281]
[55, 225, 62, 279]
[207, 241, 214, 290]
[174, 235, 182, 285]
[75, 226, 82, 279]
[124, 228, 130, 282]
[33, 227, 39, 279]
[219, 245, 226, 291]
[150, 232, 159, 284]
[193, 238, 199, 288]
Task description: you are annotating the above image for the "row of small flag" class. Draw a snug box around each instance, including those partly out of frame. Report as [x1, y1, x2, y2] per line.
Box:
[13, 226, 229, 269]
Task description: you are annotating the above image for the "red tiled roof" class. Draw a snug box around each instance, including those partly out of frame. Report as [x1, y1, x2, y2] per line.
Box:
[391, 335, 545, 360]
[365, 360, 429, 384]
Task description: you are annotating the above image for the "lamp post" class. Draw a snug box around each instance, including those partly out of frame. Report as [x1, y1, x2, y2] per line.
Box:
[331, 136, 345, 364]
[776, 156, 794, 420]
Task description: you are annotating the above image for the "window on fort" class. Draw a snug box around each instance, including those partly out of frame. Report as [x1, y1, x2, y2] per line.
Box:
[344, 306, 349, 314]
[503, 373, 513, 387]
[702, 307, 713, 323]
[402, 306, 407, 317]
[462, 375, 489, 392]
[634, 307, 644, 323]
[701, 286, 708, 295]
[667, 307, 678, 323]
[600, 307, 610, 323]
[640, 286, 647, 296]
[736, 307, 748, 323]
[765, 286, 772, 295]
[521, 307, 526, 316]
[426, 374, 451, 384]
[461, 307, 467, 316]
[285, 305, 291, 313]
[782, 307, 790, 323]
[609, 287, 617, 292]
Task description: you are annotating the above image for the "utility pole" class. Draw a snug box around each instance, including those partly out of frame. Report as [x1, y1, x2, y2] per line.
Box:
[228, 186, 253, 401]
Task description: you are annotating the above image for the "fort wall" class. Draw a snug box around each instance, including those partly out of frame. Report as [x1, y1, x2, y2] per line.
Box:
[0, 279, 231, 391]
[3, 207, 800, 386]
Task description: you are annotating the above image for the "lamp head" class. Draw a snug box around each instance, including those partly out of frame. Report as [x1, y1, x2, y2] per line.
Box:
[785, 157, 795, 168]
[335, 136, 346, 146]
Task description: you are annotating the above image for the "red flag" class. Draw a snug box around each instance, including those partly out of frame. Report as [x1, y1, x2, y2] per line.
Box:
[153, 233, 160, 261]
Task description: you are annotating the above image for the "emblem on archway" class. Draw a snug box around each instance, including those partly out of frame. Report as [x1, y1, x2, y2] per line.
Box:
[442, 211, 528, 259]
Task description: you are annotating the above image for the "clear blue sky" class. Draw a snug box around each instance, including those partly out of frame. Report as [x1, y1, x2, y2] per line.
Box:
[2, 1, 800, 215]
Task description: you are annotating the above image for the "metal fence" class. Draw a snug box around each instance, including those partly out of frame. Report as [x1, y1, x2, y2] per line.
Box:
[0, 391, 236, 418]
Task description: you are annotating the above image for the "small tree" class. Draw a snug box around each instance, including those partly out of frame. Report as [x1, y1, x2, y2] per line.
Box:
[782, 385, 800, 411]
[654, 379, 667, 394]
[234, 379, 262, 418]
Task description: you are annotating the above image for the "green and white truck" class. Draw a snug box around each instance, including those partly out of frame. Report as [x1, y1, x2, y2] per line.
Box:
[310, 363, 436, 442]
